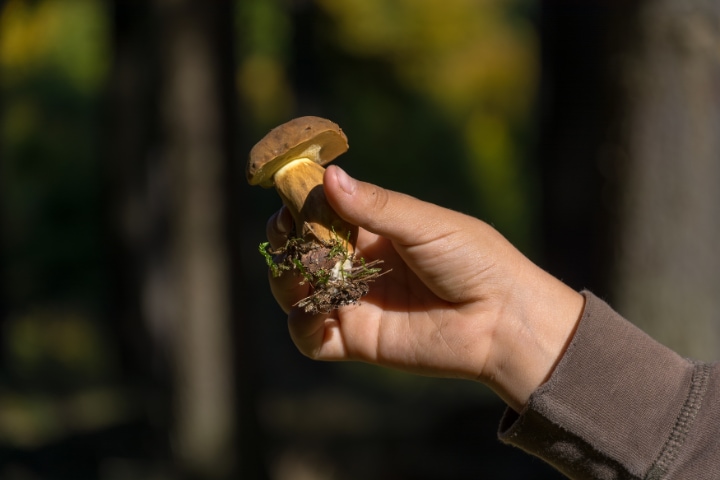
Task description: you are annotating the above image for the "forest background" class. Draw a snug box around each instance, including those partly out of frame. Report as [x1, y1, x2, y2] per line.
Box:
[1, 0, 719, 479]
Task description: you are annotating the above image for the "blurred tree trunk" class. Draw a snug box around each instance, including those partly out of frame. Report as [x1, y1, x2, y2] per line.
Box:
[539, 1, 720, 360]
[155, 1, 238, 477]
[611, 1, 720, 361]
[106, 0, 173, 458]
[109, 1, 267, 478]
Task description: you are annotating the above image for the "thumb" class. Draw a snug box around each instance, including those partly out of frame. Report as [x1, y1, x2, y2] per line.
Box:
[324, 165, 509, 304]
[323, 165, 464, 247]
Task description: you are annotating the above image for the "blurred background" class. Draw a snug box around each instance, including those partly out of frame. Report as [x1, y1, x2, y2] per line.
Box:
[1, 0, 719, 478]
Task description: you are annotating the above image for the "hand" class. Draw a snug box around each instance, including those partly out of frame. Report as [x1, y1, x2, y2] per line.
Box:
[266, 166, 585, 411]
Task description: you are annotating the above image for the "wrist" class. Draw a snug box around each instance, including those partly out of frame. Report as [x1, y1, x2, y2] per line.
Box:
[481, 261, 585, 412]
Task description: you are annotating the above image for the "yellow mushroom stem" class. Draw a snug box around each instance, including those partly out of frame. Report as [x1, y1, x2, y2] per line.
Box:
[273, 158, 357, 254]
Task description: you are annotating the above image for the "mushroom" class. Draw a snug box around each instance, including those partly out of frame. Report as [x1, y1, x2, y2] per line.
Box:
[247, 116, 357, 251]
[247, 116, 384, 314]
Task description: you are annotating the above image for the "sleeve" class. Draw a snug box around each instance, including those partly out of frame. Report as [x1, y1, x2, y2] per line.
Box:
[498, 291, 720, 480]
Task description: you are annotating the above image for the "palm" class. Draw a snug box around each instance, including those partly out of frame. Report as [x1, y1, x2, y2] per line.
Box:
[287, 221, 507, 380]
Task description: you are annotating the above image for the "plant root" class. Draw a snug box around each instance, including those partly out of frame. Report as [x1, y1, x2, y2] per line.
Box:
[260, 237, 387, 314]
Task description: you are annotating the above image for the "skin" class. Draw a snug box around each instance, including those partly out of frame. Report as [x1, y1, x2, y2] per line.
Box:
[266, 165, 585, 413]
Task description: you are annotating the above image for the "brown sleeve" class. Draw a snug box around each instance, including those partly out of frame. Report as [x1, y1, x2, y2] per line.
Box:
[498, 291, 720, 480]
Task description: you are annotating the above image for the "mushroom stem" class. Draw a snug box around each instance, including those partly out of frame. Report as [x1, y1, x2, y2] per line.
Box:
[274, 158, 357, 252]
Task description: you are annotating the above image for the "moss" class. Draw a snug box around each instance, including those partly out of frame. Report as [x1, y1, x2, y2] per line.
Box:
[258, 235, 386, 314]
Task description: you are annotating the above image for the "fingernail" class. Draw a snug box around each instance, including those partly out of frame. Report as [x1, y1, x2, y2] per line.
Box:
[333, 166, 357, 195]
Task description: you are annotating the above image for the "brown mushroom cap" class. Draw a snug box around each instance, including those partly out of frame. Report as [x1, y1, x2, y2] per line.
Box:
[247, 116, 349, 188]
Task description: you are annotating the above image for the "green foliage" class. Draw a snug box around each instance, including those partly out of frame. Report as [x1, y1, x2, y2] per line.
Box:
[259, 242, 285, 278]
[327, 228, 352, 259]
[311, 0, 541, 252]
[0, 0, 115, 409]
[1, 0, 109, 90]
[236, 0, 294, 127]
[316, 0, 538, 119]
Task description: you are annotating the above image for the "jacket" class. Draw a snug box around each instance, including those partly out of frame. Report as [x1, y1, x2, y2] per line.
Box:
[499, 291, 720, 479]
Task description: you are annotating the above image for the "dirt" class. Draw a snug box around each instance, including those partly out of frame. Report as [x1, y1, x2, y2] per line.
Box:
[260, 237, 385, 315]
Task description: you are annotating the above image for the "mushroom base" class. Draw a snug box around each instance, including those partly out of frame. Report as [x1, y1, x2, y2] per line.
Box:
[259, 237, 385, 315]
